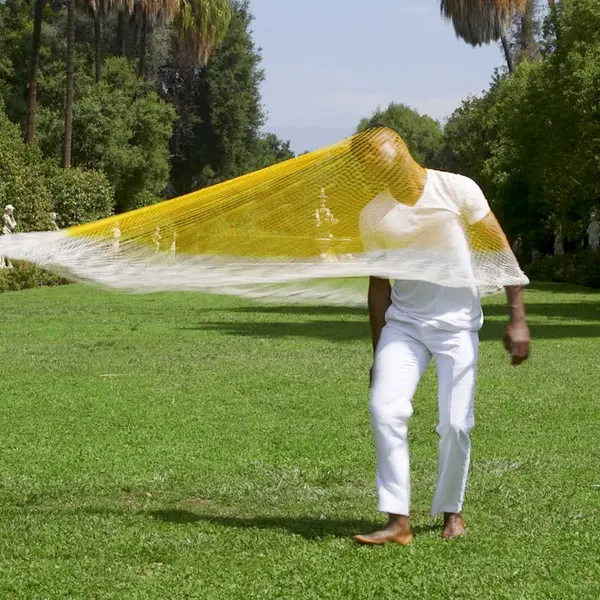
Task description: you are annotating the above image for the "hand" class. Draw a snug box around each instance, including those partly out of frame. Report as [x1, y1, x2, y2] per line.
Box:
[503, 320, 531, 366]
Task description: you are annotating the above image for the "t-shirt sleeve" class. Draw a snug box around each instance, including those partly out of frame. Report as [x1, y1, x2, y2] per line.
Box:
[455, 175, 491, 225]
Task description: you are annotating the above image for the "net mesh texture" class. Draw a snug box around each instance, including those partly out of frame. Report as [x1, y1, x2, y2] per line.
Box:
[0, 127, 528, 305]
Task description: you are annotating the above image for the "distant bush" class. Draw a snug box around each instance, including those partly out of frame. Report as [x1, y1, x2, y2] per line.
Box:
[0, 107, 117, 293]
[0, 262, 69, 293]
[0, 109, 53, 231]
[526, 251, 600, 289]
[48, 167, 114, 228]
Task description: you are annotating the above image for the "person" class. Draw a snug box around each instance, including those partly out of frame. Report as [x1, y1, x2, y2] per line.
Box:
[352, 129, 531, 545]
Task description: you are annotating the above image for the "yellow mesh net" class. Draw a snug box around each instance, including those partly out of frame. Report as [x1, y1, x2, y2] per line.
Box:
[0, 128, 528, 304]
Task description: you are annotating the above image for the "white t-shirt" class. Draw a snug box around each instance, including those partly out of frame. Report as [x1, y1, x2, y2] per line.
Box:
[359, 169, 492, 332]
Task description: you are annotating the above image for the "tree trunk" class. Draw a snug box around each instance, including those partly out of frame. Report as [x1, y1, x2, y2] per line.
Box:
[501, 33, 514, 74]
[64, 0, 75, 168]
[547, 0, 560, 42]
[25, 0, 46, 144]
[138, 12, 148, 78]
[519, 0, 537, 58]
[94, 9, 102, 82]
[117, 10, 126, 56]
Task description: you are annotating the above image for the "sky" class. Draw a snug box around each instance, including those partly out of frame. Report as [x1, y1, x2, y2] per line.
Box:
[249, 0, 506, 154]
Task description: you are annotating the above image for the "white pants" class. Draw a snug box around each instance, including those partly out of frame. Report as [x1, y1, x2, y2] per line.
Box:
[370, 319, 478, 516]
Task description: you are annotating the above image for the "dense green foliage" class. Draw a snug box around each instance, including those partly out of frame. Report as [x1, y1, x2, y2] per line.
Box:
[48, 166, 114, 228]
[352, 1, 600, 287]
[0, 103, 114, 231]
[357, 102, 444, 169]
[0, 261, 67, 292]
[0, 107, 53, 232]
[2, 0, 600, 292]
[167, 1, 293, 194]
[441, 0, 600, 274]
[0, 0, 294, 216]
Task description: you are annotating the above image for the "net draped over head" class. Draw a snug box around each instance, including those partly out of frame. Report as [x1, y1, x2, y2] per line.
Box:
[0, 128, 528, 305]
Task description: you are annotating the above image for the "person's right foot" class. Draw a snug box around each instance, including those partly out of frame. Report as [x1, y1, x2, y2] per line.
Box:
[441, 512, 467, 539]
[353, 516, 413, 546]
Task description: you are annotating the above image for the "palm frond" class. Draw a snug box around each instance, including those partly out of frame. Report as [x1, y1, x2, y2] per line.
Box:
[175, 0, 232, 66]
[441, 0, 528, 45]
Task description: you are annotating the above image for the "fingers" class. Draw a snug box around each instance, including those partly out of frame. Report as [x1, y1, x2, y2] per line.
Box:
[503, 324, 531, 366]
[510, 341, 530, 366]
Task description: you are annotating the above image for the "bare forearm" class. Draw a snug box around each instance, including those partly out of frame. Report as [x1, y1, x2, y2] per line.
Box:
[368, 277, 391, 354]
[505, 285, 526, 323]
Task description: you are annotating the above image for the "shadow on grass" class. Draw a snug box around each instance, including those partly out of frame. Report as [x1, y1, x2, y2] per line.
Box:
[182, 283, 600, 342]
[182, 317, 600, 342]
[147, 509, 439, 539]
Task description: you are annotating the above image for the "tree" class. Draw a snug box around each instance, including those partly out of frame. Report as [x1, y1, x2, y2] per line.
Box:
[501, 32, 514, 73]
[25, 0, 47, 143]
[440, 0, 528, 45]
[356, 102, 444, 168]
[174, 0, 232, 67]
[133, 0, 231, 81]
[506, 0, 542, 67]
[165, 1, 279, 194]
[84, 0, 116, 82]
[441, 0, 600, 256]
[64, 0, 75, 167]
[0, 103, 53, 231]
[251, 133, 294, 171]
[134, 0, 179, 78]
[32, 57, 175, 211]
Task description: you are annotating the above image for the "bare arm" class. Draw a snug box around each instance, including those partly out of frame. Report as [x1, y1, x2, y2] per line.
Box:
[368, 276, 392, 355]
[467, 212, 530, 365]
[503, 285, 531, 366]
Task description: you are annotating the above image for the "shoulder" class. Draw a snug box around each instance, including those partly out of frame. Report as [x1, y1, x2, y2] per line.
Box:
[429, 170, 483, 195]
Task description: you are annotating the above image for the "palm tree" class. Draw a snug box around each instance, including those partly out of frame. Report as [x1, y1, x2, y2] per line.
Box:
[501, 32, 514, 73]
[64, 0, 75, 167]
[135, 0, 180, 78]
[85, 0, 119, 82]
[546, 0, 560, 41]
[134, 0, 232, 79]
[174, 0, 232, 67]
[440, 0, 527, 46]
[25, 0, 47, 143]
[514, 0, 540, 63]
[112, 0, 135, 56]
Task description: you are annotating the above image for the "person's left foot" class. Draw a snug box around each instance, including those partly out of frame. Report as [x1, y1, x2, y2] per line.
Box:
[353, 515, 413, 546]
[441, 512, 467, 539]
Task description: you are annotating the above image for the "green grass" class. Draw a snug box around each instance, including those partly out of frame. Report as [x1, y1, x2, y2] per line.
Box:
[0, 282, 599, 599]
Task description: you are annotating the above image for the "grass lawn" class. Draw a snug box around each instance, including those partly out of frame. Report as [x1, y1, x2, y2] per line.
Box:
[0, 282, 599, 599]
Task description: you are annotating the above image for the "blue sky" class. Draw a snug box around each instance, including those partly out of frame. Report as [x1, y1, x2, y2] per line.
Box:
[249, 0, 506, 153]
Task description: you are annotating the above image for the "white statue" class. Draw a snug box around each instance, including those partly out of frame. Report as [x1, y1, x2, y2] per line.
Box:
[1, 204, 17, 268]
[111, 221, 121, 253]
[553, 223, 564, 256]
[50, 212, 59, 231]
[152, 227, 161, 253]
[587, 212, 600, 252]
[315, 187, 340, 261]
[170, 232, 177, 259]
[531, 249, 542, 264]
[315, 187, 339, 231]
[512, 234, 523, 260]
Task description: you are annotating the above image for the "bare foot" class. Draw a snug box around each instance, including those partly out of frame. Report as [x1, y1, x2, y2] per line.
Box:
[442, 512, 467, 539]
[353, 515, 413, 546]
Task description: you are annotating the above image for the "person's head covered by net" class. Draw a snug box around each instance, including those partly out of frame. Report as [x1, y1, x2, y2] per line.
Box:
[349, 127, 427, 208]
